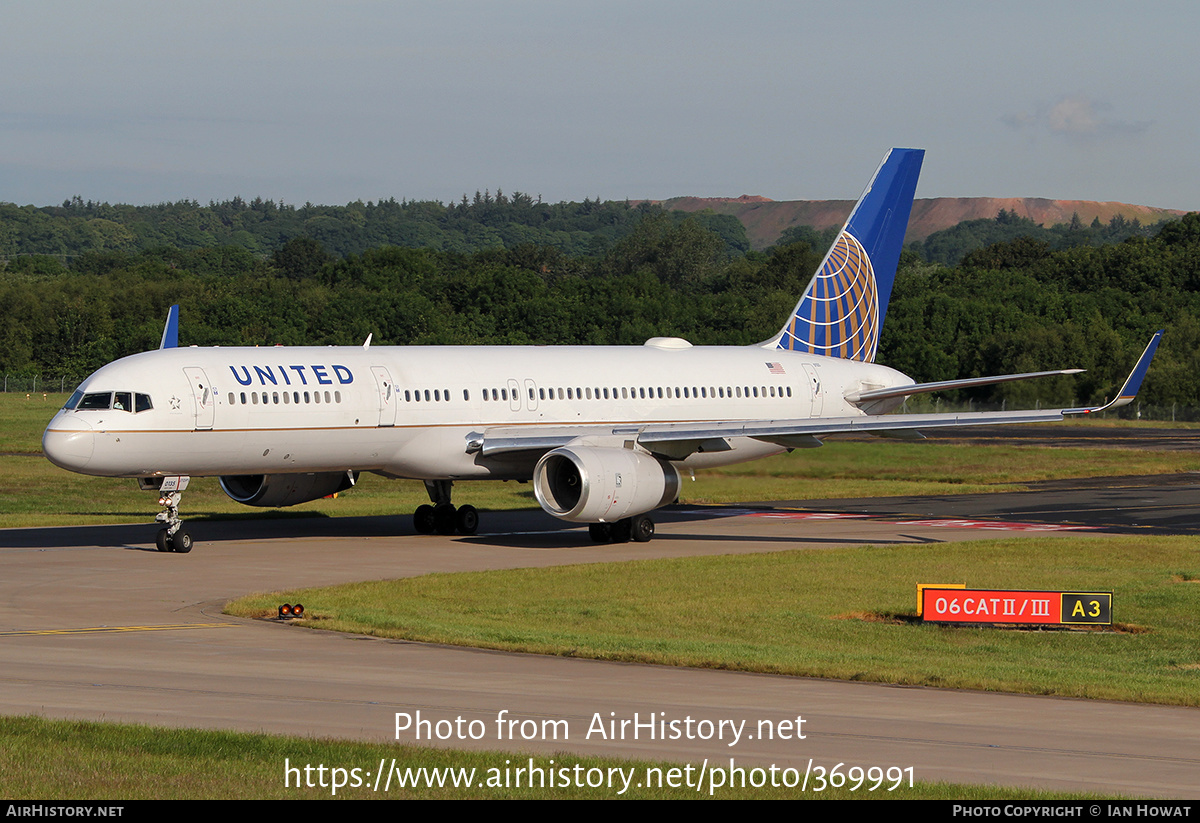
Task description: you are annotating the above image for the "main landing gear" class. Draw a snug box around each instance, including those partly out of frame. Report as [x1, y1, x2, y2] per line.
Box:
[413, 480, 478, 536]
[142, 476, 193, 553]
[588, 514, 655, 544]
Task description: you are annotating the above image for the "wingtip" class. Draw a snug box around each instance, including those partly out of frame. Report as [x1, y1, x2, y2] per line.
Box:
[1064, 330, 1163, 415]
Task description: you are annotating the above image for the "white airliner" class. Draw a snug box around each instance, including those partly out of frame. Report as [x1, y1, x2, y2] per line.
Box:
[42, 149, 1163, 552]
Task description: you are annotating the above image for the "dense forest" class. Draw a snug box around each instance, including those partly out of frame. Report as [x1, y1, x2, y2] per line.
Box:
[0, 193, 1169, 267]
[0, 193, 749, 259]
[917, 208, 1168, 266]
[3, 196, 1199, 412]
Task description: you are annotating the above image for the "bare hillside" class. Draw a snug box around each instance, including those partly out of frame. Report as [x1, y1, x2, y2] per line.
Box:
[647, 195, 1187, 250]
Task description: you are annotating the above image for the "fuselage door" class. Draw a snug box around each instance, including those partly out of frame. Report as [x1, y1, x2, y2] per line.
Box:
[372, 366, 396, 427]
[524, 378, 539, 411]
[801, 364, 823, 417]
[507, 378, 521, 412]
[182, 366, 215, 430]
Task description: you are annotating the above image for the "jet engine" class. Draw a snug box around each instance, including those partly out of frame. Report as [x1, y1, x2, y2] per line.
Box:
[533, 446, 681, 523]
[219, 471, 358, 507]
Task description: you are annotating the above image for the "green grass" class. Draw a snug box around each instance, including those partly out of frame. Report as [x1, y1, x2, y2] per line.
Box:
[701, 437, 1198, 486]
[7, 394, 1200, 528]
[0, 455, 538, 528]
[2, 393, 537, 526]
[8, 394, 1194, 797]
[228, 535, 1200, 706]
[1, 391, 68, 454]
[0, 716, 1105, 800]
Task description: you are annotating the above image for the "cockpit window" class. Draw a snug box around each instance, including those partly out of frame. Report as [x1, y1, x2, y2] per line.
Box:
[70, 390, 152, 412]
[78, 392, 112, 410]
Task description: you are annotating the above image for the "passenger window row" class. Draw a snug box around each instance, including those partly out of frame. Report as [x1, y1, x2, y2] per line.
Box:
[390, 385, 795, 404]
[527, 385, 794, 401]
[216, 383, 794, 409]
[405, 388, 454, 402]
[230, 390, 342, 406]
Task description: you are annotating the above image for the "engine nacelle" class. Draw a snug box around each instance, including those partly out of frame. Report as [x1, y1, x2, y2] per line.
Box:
[533, 446, 681, 523]
[219, 471, 358, 508]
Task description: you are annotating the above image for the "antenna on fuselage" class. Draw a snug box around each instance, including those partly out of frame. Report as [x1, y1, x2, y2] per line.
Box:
[363, 333, 372, 349]
[159, 305, 180, 349]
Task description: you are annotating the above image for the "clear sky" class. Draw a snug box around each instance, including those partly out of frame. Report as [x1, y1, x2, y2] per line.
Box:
[3, 1, 1197, 210]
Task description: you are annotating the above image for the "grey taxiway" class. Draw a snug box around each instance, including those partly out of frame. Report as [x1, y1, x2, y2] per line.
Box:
[3, 467, 1200, 798]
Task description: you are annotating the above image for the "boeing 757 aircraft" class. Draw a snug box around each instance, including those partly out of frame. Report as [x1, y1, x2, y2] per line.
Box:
[42, 149, 1163, 552]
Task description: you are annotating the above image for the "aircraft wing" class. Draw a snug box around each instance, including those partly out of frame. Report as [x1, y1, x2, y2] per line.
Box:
[474, 331, 1163, 462]
[636, 408, 1065, 450]
[474, 408, 1066, 461]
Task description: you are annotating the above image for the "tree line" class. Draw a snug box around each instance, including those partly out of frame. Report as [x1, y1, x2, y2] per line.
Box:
[3, 205, 1199, 408]
[0, 193, 749, 260]
[917, 208, 1168, 266]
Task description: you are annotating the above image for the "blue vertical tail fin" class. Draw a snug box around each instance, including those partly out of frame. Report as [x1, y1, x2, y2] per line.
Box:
[766, 148, 923, 362]
[159, 304, 179, 349]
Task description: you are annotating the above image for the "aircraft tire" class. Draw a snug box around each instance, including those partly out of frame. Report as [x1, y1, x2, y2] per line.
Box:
[172, 531, 193, 553]
[456, 505, 479, 535]
[588, 523, 611, 543]
[631, 515, 654, 543]
[155, 529, 171, 552]
[434, 504, 457, 535]
[610, 519, 632, 543]
[414, 505, 436, 534]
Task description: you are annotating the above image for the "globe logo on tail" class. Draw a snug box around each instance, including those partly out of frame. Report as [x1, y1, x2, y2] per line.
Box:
[783, 232, 879, 362]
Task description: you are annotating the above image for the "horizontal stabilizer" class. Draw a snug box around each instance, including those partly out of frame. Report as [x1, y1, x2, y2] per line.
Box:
[846, 369, 1084, 405]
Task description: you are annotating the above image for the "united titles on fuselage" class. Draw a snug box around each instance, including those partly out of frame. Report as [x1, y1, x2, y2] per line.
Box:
[228, 364, 355, 387]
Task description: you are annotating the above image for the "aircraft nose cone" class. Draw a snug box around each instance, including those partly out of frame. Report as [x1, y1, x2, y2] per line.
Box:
[43, 417, 94, 471]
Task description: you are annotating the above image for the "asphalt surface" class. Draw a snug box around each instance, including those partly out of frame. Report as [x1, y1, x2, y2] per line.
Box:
[925, 423, 1200, 452]
[2, 473, 1199, 798]
[783, 472, 1200, 535]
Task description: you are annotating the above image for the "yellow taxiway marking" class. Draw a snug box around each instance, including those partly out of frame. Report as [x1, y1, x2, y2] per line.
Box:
[0, 622, 238, 637]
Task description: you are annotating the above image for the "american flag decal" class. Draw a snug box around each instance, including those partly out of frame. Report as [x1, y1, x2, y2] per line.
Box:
[766, 362, 786, 374]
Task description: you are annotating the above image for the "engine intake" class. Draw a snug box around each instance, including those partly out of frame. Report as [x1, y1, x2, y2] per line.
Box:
[533, 446, 681, 523]
[219, 471, 358, 507]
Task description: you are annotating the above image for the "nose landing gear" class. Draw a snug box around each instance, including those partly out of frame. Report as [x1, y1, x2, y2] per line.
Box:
[141, 476, 193, 553]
